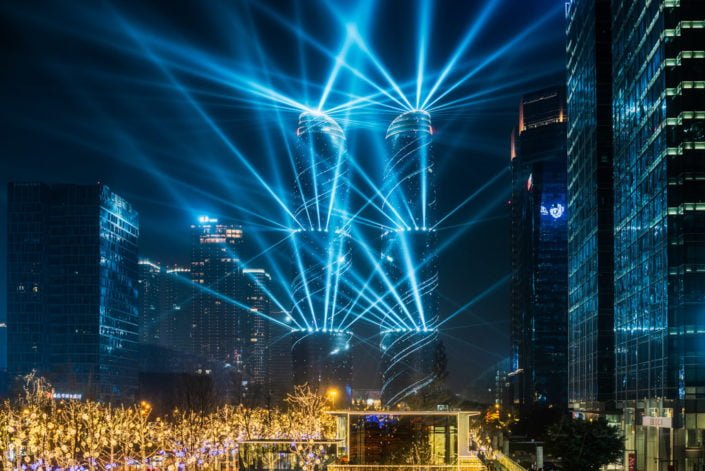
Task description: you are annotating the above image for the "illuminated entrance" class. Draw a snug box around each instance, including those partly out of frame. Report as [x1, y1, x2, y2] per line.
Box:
[328, 411, 481, 468]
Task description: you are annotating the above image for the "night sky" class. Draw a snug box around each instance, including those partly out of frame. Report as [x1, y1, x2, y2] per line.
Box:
[0, 0, 566, 392]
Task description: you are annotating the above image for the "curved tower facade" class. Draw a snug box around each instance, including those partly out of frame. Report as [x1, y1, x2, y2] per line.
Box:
[290, 111, 353, 400]
[380, 110, 441, 406]
[291, 330, 352, 401]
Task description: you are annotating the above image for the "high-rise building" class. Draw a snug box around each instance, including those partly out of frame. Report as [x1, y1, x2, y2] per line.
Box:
[6, 182, 139, 402]
[509, 87, 568, 408]
[242, 268, 271, 392]
[610, 1, 705, 468]
[138, 260, 194, 371]
[380, 110, 442, 406]
[138, 261, 192, 351]
[139, 259, 164, 346]
[268, 310, 293, 404]
[290, 111, 353, 399]
[190, 216, 245, 366]
[163, 265, 193, 353]
[565, 0, 615, 416]
[291, 330, 352, 400]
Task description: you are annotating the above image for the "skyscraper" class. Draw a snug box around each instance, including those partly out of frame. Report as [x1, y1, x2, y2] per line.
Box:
[190, 217, 245, 366]
[268, 310, 293, 404]
[509, 88, 568, 407]
[242, 268, 271, 394]
[139, 259, 164, 346]
[290, 111, 353, 399]
[6, 182, 139, 402]
[611, 1, 705, 468]
[138, 260, 193, 369]
[163, 265, 193, 354]
[291, 330, 352, 398]
[565, 0, 615, 416]
[380, 110, 441, 406]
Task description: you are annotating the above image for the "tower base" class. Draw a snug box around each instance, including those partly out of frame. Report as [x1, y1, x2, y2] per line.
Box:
[380, 329, 440, 406]
[291, 330, 353, 403]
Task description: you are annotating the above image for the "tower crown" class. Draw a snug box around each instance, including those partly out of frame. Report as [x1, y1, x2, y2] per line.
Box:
[296, 111, 345, 140]
[386, 110, 432, 139]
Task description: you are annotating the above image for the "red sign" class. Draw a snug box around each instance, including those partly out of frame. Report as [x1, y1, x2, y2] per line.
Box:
[628, 453, 636, 471]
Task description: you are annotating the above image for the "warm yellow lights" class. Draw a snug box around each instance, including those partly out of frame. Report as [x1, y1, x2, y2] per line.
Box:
[2, 376, 336, 471]
[326, 387, 340, 407]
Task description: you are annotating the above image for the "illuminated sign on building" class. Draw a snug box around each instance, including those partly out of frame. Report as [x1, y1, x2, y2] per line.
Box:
[641, 416, 672, 428]
[52, 392, 83, 400]
[540, 203, 565, 219]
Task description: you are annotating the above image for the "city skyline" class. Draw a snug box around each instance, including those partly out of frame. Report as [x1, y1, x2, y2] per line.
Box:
[3, 0, 705, 469]
[0, 0, 567, 390]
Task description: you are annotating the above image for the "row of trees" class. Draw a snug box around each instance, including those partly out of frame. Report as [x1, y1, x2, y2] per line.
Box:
[482, 403, 623, 471]
[0, 373, 335, 471]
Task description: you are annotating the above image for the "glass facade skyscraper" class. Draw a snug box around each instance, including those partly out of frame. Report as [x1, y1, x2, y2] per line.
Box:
[290, 111, 353, 396]
[290, 111, 352, 328]
[380, 110, 441, 406]
[7, 182, 139, 402]
[510, 88, 568, 407]
[566, 0, 615, 415]
[611, 1, 705, 468]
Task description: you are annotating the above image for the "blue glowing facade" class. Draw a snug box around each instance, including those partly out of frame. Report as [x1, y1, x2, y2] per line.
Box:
[380, 110, 441, 406]
[7, 182, 140, 402]
[291, 111, 352, 328]
[380, 329, 439, 405]
[384, 110, 435, 231]
[566, 0, 615, 415]
[510, 88, 568, 407]
[290, 111, 353, 393]
[611, 1, 705, 468]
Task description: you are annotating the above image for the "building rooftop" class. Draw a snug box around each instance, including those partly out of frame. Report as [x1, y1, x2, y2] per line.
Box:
[296, 110, 345, 139]
[386, 110, 432, 139]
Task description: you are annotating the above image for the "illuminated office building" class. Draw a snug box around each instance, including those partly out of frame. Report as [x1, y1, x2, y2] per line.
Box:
[290, 111, 353, 398]
[565, 0, 615, 416]
[7, 182, 139, 402]
[380, 110, 442, 406]
[190, 217, 245, 366]
[509, 88, 568, 407]
[610, 1, 705, 468]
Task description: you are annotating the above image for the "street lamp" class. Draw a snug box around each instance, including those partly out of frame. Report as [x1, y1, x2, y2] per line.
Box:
[326, 388, 339, 408]
[139, 400, 152, 417]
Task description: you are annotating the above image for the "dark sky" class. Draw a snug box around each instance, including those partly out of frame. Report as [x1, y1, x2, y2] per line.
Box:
[0, 0, 566, 392]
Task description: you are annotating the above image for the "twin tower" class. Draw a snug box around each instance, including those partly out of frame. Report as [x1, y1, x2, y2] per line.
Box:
[289, 109, 440, 406]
